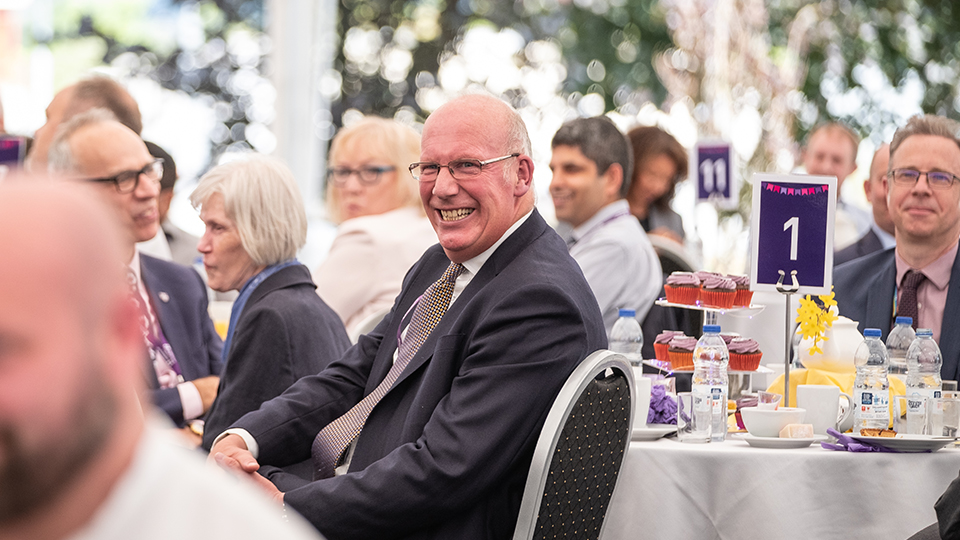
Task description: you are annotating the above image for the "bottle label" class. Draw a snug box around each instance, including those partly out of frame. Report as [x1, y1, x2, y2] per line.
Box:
[854, 389, 889, 422]
[907, 388, 943, 418]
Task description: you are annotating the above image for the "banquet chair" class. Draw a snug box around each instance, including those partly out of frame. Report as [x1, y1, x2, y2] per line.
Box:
[512, 349, 634, 540]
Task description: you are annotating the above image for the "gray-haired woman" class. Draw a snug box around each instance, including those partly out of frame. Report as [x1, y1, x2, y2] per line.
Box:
[191, 154, 350, 451]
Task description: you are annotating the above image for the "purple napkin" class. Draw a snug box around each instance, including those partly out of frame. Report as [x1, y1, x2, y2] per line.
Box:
[648, 384, 677, 425]
[819, 428, 928, 453]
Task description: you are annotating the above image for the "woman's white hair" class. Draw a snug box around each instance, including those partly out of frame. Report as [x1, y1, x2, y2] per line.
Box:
[190, 154, 306, 266]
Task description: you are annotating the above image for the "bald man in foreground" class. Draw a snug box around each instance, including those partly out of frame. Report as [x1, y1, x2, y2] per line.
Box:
[210, 94, 606, 539]
[0, 181, 322, 540]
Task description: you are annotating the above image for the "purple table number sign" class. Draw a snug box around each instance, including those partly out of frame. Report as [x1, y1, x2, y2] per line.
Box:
[693, 141, 737, 209]
[750, 173, 836, 295]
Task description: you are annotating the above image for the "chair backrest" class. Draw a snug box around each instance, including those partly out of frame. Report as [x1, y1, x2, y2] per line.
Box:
[347, 306, 391, 344]
[512, 349, 634, 540]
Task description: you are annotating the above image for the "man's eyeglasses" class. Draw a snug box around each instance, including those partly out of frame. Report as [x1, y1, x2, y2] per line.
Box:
[326, 166, 396, 187]
[888, 168, 960, 190]
[408, 153, 520, 182]
[88, 158, 164, 194]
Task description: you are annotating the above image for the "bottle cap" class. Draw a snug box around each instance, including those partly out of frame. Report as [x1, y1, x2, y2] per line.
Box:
[864, 328, 882, 337]
[895, 316, 913, 325]
[703, 324, 721, 333]
[917, 328, 933, 337]
[618, 308, 636, 318]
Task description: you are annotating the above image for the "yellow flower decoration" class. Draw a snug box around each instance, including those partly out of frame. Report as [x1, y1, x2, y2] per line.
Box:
[795, 287, 838, 356]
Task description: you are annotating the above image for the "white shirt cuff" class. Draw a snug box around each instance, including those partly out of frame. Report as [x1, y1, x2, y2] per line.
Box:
[177, 381, 204, 421]
[213, 428, 260, 458]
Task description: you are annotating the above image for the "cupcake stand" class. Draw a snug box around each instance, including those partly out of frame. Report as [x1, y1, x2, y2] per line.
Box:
[645, 296, 772, 400]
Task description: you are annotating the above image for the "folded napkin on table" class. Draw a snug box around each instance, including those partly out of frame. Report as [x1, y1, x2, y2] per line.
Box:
[648, 384, 677, 425]
[819, 428, 929, 453]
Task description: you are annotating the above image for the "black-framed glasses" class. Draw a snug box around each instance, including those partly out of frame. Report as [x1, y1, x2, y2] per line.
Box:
[87, 158, 164, 194]
[408, 153, 520, 182]
[326, 165, 396, 187]
[888, 168, 960, 190]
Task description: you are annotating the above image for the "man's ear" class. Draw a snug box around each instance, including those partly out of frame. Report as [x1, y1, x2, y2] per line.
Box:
[603, 163, 624, 200]
[514, 155, 534, 197]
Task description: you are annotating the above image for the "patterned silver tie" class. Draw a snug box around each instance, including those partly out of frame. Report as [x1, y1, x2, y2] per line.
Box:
[311, 262, 465, 479]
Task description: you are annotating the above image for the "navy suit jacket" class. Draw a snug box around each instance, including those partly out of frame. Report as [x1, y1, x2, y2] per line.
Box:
[140, 254, 224, 425]
[833, 247, 960, 380]
[201, 264, 350, 450]
[232, 210, 606, 540]
[834, 228, 884, 266]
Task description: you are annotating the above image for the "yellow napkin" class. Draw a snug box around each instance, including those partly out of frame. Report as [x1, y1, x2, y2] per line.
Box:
[766, 368, 906, 426]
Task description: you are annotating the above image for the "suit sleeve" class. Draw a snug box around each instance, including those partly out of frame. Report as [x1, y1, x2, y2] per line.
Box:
[191, 267, 224, 377]
[283, 283, 595, 539]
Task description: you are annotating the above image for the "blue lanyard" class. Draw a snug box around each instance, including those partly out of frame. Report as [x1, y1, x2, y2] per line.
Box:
[222, 259, 299, 362]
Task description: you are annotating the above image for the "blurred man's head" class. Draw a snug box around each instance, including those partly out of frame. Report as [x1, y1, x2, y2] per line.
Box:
[26, 76, 142, 172]
[416, 94, 534, 263]
[886, 115, 960, 253]
[802, 123, 859, 194]
[48, 110, 160, 252]
[864, 143, 893, 235]
[0, 180, 143, 536]
[549, 116, 632, 228]
[145, 141, 178, 223]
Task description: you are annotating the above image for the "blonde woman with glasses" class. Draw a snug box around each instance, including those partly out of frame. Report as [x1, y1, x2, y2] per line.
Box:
[314, 117, 437, 334]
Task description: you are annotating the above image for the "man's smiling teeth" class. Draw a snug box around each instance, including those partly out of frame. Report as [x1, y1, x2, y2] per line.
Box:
[440, 208, 474, 221]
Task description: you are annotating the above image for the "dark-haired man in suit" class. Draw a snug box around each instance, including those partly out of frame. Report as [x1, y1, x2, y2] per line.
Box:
[48, 109, 223, 429]
[210, 94, 606, 540]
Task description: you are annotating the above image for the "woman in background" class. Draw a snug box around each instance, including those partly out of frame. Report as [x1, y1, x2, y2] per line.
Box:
[626, 126, 688, 243]
[191, 155, 350, 451]
[314, 116, 437, 334]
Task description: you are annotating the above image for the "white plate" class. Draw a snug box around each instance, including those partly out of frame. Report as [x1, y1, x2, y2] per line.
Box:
[632, 424, 677, 441]
[847, 434, 956, 452]
[735, 433, 828, 449]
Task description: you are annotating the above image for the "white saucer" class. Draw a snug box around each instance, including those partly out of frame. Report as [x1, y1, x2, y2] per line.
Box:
[735, 433, 828, 449]
[632, 423, 677, 441]
[848, 434, 956, 452]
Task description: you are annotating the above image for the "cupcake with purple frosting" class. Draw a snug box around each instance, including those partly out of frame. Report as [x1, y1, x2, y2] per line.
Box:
[700, 275, 736, 309]
[728, 337, 762, 370]
[665, 272, 700, 305]
[654, 330, 684, 362]
[668, 335, 698, 371]
[727, 274, 753, 307]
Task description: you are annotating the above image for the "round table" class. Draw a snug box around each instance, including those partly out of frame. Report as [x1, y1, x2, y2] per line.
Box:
[602, 436, 960, 539]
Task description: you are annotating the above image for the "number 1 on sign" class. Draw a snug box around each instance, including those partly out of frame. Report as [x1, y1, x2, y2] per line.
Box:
[783, 217, 799, 260]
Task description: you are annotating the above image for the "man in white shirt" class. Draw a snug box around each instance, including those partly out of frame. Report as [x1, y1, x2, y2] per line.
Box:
[801, 122, 872, 250]
[550, 116, 662, 331]
[0, 181, 322, 540]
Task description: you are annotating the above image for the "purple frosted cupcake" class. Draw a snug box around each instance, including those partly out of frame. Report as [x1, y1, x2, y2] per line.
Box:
[665, 272, 700, 305]
[668, 335, 698, 371]
[728, 337, 762, 370]
[727, 274, 753, 307]
[700, 275, 736, 309]
[655, 330, 684, 362]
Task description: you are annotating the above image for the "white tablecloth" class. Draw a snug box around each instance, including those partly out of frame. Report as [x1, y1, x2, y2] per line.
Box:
[602, 437, 960, 540]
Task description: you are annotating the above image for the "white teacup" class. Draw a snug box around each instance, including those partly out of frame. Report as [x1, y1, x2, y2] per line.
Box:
[796, 384, 853, 435]
[632, 368, 652, 427]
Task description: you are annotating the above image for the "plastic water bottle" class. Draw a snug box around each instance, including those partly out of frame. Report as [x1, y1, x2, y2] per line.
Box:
[886, 316, 916, 376]
[905, 329, 943, 435]
[609, 309, 643, 367]
[692, 325, 729, 442]
[853, 328, 890, 432]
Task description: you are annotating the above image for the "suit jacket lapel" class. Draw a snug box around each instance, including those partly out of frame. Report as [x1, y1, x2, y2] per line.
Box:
[939, 249, 960, 380]
[864, 252, 897, 335]
[140, 256, 198, 381]
[386, 211, 548, 392]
